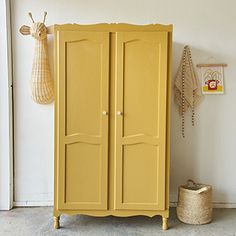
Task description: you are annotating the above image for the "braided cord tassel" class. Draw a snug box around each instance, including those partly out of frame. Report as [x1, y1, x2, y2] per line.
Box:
[192, 90, 195, 126]
[188, 47, 195, 126]
[181, 47, 186, 138]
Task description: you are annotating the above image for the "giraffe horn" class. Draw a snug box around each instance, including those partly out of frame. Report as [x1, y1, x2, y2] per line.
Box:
[28, 12, 35, 23]
[43, 12, 47, 24]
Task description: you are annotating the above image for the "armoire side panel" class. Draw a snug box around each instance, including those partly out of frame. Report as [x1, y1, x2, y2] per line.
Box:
[57, 31, 109, 210]
[115, 32, 168, 210]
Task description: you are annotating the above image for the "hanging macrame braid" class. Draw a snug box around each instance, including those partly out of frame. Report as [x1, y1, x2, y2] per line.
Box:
[188, 49, 195, 127]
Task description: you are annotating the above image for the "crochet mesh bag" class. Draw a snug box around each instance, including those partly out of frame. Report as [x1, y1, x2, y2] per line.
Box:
[174, 46, 202, 137]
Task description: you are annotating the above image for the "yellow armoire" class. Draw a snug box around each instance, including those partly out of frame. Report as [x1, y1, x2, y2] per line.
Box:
[54, 23, 172, 230]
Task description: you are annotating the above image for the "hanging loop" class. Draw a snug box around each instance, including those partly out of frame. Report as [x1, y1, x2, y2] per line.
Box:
[187, 179, 197, 187]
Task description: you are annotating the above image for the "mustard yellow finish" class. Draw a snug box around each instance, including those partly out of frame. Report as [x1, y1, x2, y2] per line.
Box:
[57, 31, 109, 210]
[54, 23, 172, 230]
[115, 32, 168, 210]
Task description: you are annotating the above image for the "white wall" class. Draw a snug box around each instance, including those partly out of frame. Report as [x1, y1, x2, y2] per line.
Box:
[12, 0, 236, 206]
[0, 0, 13, 210]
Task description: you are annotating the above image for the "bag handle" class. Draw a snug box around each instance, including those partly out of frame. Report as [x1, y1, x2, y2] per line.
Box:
[186, 179, 208, 194]
[187, 179, 197, 187]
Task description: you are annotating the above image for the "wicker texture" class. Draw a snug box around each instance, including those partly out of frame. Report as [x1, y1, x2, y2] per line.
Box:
[20, 12, 54, 104]
[30, 23, 54, 104]
[30, 27, 54, 104]
[177, 180, 212, 225]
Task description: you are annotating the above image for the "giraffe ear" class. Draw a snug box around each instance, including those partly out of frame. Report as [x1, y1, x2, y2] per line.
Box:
[19, 25, 31, 35]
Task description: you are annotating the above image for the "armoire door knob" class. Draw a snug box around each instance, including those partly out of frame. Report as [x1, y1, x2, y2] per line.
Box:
[117, 111, 123, 116]
[102, 111, 108, 115]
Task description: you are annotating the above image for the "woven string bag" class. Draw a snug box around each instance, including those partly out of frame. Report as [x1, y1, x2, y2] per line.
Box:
[174, 46, 202, 137]
[176, 179, 213, 224]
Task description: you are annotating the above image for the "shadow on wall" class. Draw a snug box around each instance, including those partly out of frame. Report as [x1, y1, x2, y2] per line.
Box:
[170, 42, 227, 203]
[47, 34, 55, 84]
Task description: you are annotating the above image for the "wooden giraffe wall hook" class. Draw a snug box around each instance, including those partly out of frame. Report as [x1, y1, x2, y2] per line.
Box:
[19, 12, 54, 104]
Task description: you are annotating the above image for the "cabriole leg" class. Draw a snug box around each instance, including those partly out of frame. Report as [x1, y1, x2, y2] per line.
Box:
[162, 217, 168, 230]
[54, 216, 60, 229]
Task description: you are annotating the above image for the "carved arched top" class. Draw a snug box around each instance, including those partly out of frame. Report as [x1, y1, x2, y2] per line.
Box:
[51, 23, 173, 34]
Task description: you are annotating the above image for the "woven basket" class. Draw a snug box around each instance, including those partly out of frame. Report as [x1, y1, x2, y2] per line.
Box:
[30, 25, 54, 104]
[176, 179, 212, 225]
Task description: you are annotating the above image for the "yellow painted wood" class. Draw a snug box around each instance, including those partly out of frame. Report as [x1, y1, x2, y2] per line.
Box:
[108, 32, 116, 210]
[53, 216, 60, 229]
[54, 23, 172, 228]
[162, 217, 168, 230]
[57, 31, 109, 210]
[53, 23, 172, 33]
[165, 31, 173, 211]
[53, 209, 169, 218]
[115, 32, 168, 210]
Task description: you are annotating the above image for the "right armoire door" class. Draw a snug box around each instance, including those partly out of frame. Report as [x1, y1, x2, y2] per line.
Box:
[115, 32, 168, 210]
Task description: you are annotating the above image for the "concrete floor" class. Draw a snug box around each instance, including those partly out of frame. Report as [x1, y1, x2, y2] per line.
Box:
[0, 208, 235, 236]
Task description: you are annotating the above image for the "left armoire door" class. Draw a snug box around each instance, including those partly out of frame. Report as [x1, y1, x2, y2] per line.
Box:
[57, 31, 110, 210]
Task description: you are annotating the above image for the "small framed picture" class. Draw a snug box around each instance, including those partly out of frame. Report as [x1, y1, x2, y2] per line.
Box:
[197, 64, 226, 94]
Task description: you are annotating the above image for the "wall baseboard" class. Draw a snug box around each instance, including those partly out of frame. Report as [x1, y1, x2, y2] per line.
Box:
[170, 202, 236, 208]
[14, 201, 236, 208]
[14, 201, 53, 207]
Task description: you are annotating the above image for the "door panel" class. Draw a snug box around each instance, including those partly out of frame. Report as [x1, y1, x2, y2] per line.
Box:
[66, 39, 103, 136]
[115, 32, 168, 210]
[122, 144, 159, 204]
[122, 40, 159, 137]
[65, 143, 101, 203]
[57, 31, 109, 210]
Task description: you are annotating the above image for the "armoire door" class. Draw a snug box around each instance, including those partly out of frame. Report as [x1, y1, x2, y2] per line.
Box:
[57, 31, 109, 210]
[115, 32, 168, 210]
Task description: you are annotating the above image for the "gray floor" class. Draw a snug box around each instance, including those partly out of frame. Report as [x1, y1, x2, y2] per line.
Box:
[0, 207, 235, 236]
